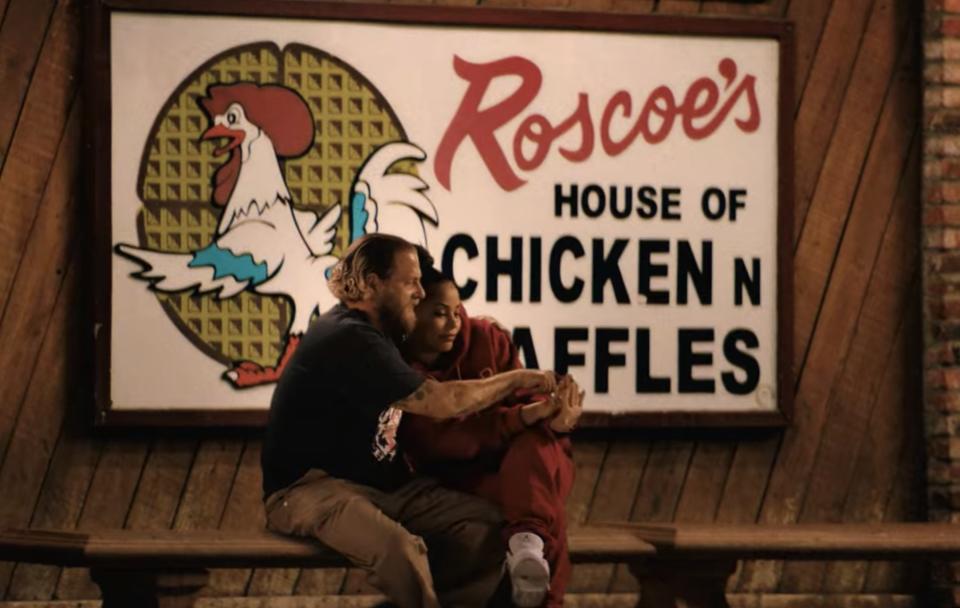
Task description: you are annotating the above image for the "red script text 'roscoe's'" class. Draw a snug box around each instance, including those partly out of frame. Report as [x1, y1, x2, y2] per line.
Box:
[434, 55, 762, 192]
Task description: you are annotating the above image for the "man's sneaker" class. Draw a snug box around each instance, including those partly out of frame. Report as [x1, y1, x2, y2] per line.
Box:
[506, 532, 550, 607]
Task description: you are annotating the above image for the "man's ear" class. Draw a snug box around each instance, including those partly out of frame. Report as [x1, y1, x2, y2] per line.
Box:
[361, 273, 381, 300]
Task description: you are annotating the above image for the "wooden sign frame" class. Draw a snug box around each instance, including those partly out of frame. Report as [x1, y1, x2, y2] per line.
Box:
[88, 0, 794, 428]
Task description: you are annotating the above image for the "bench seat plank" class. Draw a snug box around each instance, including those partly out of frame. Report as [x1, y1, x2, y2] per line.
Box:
[0, 529, 344, 568]
[4, 524, 959, 568]
[0, 526, 656, 569]
[614, 523, 960, 559]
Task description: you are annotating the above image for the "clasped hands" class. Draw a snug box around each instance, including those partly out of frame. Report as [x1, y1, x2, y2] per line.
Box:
[519, 372, 584, 433]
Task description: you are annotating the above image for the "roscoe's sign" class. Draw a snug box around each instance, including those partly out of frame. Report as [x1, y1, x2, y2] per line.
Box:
[105, 5, 791, 425]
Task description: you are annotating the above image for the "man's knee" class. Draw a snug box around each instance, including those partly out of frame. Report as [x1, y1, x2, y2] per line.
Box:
[324, 497, 430, 572]
[378, 524, 429, 568]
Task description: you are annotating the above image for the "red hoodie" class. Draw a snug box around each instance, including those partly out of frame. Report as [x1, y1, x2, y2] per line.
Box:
[399, 306, 533, 486]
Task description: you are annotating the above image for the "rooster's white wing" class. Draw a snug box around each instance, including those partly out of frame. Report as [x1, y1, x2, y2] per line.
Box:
[293, 203, 341, 257]
[115, 244, 250, 298]
[355, 142, 438, 245]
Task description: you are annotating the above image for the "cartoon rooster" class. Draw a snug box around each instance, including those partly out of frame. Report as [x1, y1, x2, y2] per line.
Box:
[116, 82, 438, 388]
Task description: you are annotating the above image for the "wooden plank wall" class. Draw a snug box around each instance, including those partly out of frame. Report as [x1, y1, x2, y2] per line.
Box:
[0, 0, 924, 603]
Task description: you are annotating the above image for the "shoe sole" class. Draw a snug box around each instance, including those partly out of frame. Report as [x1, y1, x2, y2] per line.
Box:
[510, 555, 550, 607]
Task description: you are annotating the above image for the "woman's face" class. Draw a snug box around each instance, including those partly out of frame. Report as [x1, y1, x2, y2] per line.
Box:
[412, 281, 462, 354]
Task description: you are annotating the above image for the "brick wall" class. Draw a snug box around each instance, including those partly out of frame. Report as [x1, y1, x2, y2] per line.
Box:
[925, 1, 960, 605]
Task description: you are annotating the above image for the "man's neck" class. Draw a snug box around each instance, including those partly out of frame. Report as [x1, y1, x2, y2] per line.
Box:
[345, 301, 384, 333]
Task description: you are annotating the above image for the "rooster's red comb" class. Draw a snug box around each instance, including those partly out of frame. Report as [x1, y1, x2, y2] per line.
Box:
[200, 83, 314, 157]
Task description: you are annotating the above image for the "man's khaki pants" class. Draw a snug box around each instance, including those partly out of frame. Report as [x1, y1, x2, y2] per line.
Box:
[265, 469, 505, 608]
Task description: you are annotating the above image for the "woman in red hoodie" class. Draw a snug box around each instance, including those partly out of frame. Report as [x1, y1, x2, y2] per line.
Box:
[400, 262, 582, 608]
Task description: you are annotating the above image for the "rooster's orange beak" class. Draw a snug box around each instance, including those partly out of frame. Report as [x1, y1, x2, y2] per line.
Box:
[201, 124, 245, 157]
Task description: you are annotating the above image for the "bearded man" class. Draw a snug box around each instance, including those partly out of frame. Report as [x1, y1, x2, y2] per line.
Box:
[261, 233, 558, 608]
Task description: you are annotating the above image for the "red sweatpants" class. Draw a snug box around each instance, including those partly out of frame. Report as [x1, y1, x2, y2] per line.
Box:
[455, 426, 575, 608]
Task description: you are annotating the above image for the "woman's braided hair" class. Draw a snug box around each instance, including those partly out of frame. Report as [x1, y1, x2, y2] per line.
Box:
[415, 245, 455, 298]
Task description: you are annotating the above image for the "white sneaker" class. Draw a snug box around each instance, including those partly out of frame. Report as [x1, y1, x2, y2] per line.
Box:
[506, 532, 550, 607]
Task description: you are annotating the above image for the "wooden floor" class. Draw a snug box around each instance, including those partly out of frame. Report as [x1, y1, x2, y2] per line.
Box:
[0, 0, 924, 602]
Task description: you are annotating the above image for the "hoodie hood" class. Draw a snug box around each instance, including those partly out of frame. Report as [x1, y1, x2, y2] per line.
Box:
[411, 304, 511, 383]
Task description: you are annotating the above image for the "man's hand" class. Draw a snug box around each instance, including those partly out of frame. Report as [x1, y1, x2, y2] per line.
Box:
[550, 375, 584, 433]
[515, 369, 559, 395]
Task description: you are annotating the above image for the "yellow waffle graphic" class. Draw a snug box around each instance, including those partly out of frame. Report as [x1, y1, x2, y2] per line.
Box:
[134, 43, 408, 368]
[162, 291, 288, 364]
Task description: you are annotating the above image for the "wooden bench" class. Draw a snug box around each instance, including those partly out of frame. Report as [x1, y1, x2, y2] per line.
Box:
[2, 523, 959, 607]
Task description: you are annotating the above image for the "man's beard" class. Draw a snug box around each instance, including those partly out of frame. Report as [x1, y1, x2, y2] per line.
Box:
[377, 300, 414, 344]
